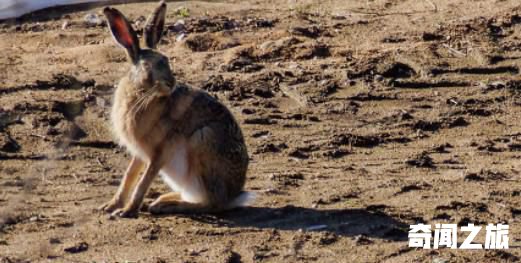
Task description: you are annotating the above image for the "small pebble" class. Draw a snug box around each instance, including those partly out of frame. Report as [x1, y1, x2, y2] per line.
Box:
[84, 13, 103, 27]
[63, 242, 89, 254]
[172, 19, 186, 32]
[49, 238, 61, 244]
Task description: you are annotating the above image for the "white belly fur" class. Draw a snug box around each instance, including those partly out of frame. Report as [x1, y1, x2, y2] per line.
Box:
[159, 144, 206, 204]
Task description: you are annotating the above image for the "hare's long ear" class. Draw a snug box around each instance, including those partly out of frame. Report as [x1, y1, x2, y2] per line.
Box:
[144, 1, 167, 49]
[103, 7, 140, 64]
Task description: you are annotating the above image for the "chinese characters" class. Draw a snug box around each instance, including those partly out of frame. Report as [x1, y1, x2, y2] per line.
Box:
[408, 223, 509, 249]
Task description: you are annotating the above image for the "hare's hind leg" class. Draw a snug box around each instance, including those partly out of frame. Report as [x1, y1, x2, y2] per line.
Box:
[148, 192, 218, 214]
[148, 192, 180, 214]
[150, 192, 181, 206]
[99, 156, 144, 213]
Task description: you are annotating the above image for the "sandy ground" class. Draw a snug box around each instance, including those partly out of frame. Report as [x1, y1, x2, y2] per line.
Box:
[2, 0, 521, 262]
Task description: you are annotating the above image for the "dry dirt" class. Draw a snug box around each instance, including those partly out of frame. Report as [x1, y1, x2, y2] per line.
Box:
[2, 0, 521, 262]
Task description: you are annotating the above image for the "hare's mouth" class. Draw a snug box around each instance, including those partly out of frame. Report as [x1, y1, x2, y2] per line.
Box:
[152, 82, 172, 97]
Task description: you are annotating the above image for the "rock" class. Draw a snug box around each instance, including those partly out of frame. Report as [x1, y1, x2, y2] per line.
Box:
[323, 148, 350, 158]
[63, 242, 89, 254]
[255, 142, 287, 154]
[433, 258, 449, 263]
[0, 134, 20, 153]
[242, 108, 257, 115]
[96, 97, 108, 108]
[330, 133, 381, 148]
[290, 25, 322, 38]
[139, 225, 161, 241]
[184, 33, 216, 52]
[52, 100, 85, 121]
[331, 14, 347, 20]
[288, 148, 310, 159]
[412, 120, 441, 132]
[201, 75, 234, 92]
[354, 235, 373, 245]
[223, 251, 242, 263]
[257, 37, 302, 60]
[49, 238, 61, 244]
[223, 57, 264, 73]
[52, 121, 87, 140]
[248, 18, 275, 28]
[421, 32, 443, 41]
[295, 43, 330, 59]
[379, 62, 416, 79]
[0, 110, 22, 132]
[84, 14, 104, 27]
[244, 117, 277, 125]
[318, 232, 338, 245]
[447, 116, 469, 128]
[171, 20, 186, 32]
[406, 152, 435, 168]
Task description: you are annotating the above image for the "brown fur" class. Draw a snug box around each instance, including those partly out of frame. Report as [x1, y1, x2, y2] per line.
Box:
[99, 1, 249, 218]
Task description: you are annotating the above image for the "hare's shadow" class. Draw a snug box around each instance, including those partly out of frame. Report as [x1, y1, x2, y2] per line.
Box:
[168, 205, 409, 241]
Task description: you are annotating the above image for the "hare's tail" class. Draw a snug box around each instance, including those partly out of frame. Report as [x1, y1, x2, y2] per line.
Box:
[226, 191, 256, 209]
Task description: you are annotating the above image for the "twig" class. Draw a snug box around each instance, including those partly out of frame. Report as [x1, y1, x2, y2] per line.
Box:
[348, 9, 429, 16]
[71, 173, 79, 183]
[279, 85, 311, 107]
[41, 194, 107, 203]
[442, 44, 466, 57]
[96, 157, 104, 167]
[425, 0, 437, 12]
[30, 133, 48, 140]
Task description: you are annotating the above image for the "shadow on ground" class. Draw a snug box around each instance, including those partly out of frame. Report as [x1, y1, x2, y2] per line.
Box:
[157, 205, 410, 241]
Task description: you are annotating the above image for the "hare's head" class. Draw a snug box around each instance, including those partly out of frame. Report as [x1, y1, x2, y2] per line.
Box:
[104, 1, 174, 93]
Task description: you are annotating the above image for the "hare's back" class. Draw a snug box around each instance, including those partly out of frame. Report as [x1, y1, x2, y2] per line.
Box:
[181, 89, 247, 159]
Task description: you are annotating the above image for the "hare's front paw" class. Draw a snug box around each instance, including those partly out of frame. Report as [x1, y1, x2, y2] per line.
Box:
[98, 199, 124, 213]
[111, 207, 139, 218]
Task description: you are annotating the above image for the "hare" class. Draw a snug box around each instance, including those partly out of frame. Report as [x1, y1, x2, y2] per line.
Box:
[99, 1, 252, 218]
